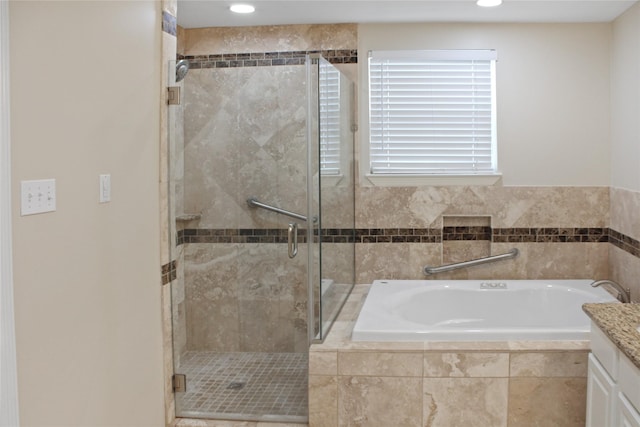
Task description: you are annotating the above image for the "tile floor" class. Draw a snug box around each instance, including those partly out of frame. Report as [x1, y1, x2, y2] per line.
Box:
[176, 352, 308, 422]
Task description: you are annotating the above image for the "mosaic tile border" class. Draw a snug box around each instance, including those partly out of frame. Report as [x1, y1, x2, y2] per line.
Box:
[492, 227, 609, 243]
[176, 227, 610, 244]
[178, 49, 358, 69]
[167, 227, 640, 283]
[443, 226, 492, 241]
[161, 259, 177, 285]
[355, 228, 442, 243]
[609, 229, 640, 257]
[176, 228, 356, 245]
[174, 227, 640, 253]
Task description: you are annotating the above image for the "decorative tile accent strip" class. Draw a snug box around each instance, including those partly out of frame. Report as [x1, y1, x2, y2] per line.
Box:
[355, 228, 442, 243]
[161, 260, 177, 285]
[177, 228, 358, 245]
[443, 226, 492, 241]
[178, 49, 358, 69]
[177, 228, 307, 245]
[609, 228, 640, 257]
[492, 228, 609, 243]
[162, 11, 177, 36]
[174, 226, 640, 259]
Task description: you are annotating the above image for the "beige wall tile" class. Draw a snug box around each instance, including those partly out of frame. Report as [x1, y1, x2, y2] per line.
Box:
[611, 187, 640, 241]
[309, 375, 338, 427]
[423, 378, 508, 427]
[183, 24, 357, 55]
[609, 245, 640, 303]
[442, 240, 491, 265]
[355, 186, 609, 229]
[510, 352, 588, 377]
[508, 378, 587, 427]
[357, 241, 608, 282]
[338, 376, 423, 427]
[423, 353, 509, 378]
[356, 243, 441, 284]
[309, 351, 338, 376]
[338, 351, 423, 377]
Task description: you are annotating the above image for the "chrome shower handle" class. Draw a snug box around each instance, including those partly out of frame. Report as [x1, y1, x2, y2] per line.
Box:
[288, 223, 298, 259]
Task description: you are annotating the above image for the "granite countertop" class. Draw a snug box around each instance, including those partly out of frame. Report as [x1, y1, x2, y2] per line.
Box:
[583, 303, 640, 369]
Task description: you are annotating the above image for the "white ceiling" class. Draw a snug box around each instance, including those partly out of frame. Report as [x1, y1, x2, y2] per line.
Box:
[177, 0, 638, 28]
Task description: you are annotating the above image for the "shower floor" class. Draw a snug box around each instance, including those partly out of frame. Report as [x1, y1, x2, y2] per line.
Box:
[176, 351, 308, 422]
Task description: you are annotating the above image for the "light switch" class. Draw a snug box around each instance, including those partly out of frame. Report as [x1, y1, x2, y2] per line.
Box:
[99, 174, 111, 203]
[21, 179, 56, 216]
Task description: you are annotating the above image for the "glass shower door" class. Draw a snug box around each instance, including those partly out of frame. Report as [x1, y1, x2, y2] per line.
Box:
[167, 53, 354, 423]
[168, 57, 312, 423]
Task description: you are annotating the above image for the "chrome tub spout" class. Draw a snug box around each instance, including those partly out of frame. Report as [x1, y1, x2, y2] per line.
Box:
[590, 280, 631, 303]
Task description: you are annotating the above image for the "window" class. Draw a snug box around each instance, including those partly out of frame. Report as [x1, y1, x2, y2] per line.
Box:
[319, 59, 341, 175]
[369, 50, 498, 176]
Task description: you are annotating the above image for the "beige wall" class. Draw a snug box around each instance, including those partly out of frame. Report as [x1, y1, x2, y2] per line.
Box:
[358, 23, 612, 186]
[9, 1, 165, 425]
[611, 2, 640, 191]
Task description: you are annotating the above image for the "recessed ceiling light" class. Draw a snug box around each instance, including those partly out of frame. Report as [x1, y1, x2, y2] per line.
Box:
[477, 0, 503, 7]
[230, 4, 255, 14]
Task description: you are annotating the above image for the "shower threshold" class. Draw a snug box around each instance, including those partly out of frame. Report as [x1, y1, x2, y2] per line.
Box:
[176, 351, 308, 423]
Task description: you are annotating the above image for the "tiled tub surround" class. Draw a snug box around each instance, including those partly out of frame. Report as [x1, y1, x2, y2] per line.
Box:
[354, 185, 617, 286]
[309, 285, 591, 427]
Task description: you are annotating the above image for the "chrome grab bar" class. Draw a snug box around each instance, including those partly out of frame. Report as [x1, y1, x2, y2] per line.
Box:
[423, 248, 519, 275]
[288, 223, 298, 259]
[247, 197, 307, 222]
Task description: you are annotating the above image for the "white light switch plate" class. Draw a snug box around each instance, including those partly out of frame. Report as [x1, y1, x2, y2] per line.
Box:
[99, 174, 111, 203]
[21, 179, 56, 216]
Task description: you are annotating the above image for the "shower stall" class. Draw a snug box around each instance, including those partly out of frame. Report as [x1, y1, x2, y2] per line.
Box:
[167, 54, 355, 422]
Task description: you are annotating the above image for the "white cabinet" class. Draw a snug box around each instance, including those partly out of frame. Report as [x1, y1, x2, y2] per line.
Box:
[587, 322, 640, 427]
[618, 392, 640, 427]
[587, 354, 617, 427]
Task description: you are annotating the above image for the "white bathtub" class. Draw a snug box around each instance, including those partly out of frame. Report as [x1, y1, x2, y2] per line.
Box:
[352, 279, 619, 341]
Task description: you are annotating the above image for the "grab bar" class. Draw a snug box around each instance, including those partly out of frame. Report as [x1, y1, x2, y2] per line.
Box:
[247, 197, 308, 222]
[423, 248, 519, 275]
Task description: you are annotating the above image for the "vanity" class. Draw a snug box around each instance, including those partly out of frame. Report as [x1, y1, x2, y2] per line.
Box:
[583, 303, 640, 426]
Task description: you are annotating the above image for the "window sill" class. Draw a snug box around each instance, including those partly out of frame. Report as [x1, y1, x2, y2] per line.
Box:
[364, 173, 502, 187]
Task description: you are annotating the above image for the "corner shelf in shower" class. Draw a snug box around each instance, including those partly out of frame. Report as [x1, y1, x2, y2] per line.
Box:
[176, 213, 201, 222]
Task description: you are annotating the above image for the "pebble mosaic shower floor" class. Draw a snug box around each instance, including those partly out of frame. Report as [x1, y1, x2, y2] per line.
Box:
[176, 351, 308, 421]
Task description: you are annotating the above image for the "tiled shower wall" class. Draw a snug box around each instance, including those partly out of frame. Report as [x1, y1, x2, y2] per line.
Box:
[173, 24, 359, 355]
[355, 185, 611, 285]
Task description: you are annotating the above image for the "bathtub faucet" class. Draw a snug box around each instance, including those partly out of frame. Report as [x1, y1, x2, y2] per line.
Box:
[590, 280, 631, 303]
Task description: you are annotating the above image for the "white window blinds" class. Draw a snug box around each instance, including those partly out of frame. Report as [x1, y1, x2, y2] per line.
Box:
[369, 50, 497, 175]
[319, 60, 341, 175]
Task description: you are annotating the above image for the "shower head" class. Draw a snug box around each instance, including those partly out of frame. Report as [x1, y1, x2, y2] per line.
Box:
[176, 59, 190, 83]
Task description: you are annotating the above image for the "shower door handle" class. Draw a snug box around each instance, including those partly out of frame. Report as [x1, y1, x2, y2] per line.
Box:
[288, 223, 298, 259]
